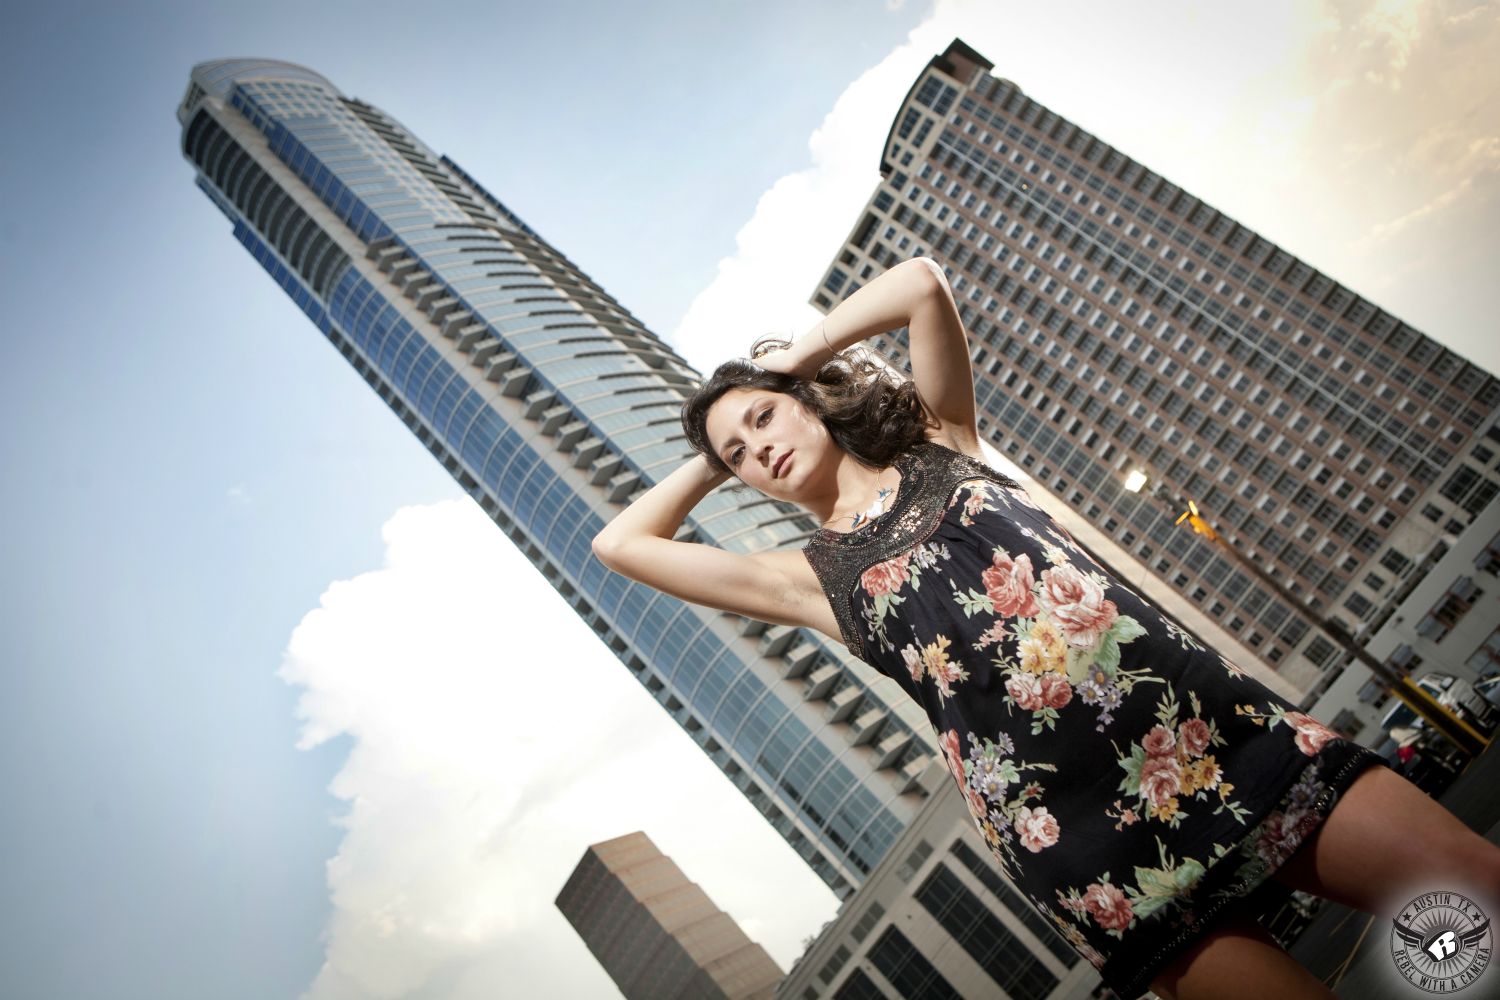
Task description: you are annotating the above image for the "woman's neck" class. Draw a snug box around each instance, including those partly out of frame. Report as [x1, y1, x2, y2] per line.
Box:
[809, 452, 900, 530]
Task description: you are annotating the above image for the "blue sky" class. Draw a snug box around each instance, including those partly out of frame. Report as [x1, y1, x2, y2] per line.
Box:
[0, 3, 931, 996]
[3, 1, 1497, 997]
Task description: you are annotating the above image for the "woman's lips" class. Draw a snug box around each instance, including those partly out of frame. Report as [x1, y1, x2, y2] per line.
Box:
[774, 452, 792, 478]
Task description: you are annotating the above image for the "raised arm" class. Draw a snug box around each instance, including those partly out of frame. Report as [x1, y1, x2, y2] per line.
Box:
[767, 257, 980, 454]
[591, 454, 831, 633]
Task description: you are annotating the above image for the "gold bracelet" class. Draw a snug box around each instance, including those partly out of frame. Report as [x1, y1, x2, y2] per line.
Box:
[821, 321, 835, 355]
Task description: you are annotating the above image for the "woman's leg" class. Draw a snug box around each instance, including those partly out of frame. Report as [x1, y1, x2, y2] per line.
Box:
[1148, 917, 1334, 999]
[1152, 764, 1500, 999]
[1270, 763, 1500, 915]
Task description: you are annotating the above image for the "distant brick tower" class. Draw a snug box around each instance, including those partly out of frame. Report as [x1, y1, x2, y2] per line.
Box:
[556, 832, 784, 999]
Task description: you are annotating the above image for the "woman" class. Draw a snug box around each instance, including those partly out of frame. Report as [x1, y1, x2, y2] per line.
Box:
[591, 257, 1500, 999]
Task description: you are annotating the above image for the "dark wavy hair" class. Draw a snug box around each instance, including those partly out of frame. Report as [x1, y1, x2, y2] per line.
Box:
[682, 335, 936, 476]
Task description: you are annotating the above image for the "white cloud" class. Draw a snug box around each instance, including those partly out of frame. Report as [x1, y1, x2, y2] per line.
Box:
[666, 40, 936, 374]
[226, 484, 251, 506]
[280, 500, 835, 998]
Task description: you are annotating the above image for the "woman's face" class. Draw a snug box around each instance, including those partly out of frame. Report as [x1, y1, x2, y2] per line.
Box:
[704, 387, 837, 501]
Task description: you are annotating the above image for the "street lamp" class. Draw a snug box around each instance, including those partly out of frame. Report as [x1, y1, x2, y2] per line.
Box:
[1123, 469, 1489, 758]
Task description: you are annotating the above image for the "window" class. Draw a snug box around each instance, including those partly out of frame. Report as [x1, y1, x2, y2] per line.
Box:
[1305, 636, 1340, 667]
[1415, 577, 1482, 643]
[897, 839, 933, 882]
[818, 945, 853, 986]
[1380, 548, 1412, 576]
[915, 865, 1060, 997]
[1466, 625, 1500, 675]
[866, 926, 961, 999]
[1440, 464, 1481, 506]
[1477, 530, 1500, 577]
[849, 901, 886, 944]
[832, 970, 886, 1000]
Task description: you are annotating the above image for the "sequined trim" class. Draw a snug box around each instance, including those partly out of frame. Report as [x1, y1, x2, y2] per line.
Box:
[802, 441, 1019, 660]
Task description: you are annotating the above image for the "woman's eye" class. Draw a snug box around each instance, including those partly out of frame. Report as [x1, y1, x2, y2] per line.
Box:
[730, 447, 744, 466]
[757, 408, 772, 427]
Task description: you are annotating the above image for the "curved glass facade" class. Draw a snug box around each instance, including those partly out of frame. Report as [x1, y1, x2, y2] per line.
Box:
[178, 59, 935, 896]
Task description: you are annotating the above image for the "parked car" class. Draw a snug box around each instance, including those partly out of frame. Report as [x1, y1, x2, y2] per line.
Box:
[1374, 726, 1467, 797]
[1378, 672, 1497, 736]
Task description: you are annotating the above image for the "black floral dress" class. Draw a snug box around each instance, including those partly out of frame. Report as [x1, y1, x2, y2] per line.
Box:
[803, 441, 1389, 998]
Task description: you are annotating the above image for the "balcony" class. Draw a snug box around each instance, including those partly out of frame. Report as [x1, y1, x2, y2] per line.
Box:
[456, 326, 488, 352]
[781, 643, 820, 680]
[850, 707, 889, 746]
[471, 339, 501, 364]
[803, 664, 840, 701]
[758, 625, 797, 659]
[427, 296, 460, 323]
[522, 389, 556, 419]
[540, 405, 572, 435]
[571, 437, 605, 467]
[498, 367, 530, 397]
[605, 471, 640, 503]
[826, 685, 864, 723]
[483, 352, 518, 381]
[589, 453, 623, 485]
[873, 728, 913, 768]
[440, 311, 475, 338]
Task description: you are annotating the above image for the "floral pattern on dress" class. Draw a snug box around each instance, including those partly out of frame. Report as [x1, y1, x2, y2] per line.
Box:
[808, 444, 1386, 997]
[954, 480, 1008, 526]
[942, 726, 1060, 878]
[1056, 836, 1210, 942]
[901, 632, 969, 703]
[949, 548, 1162, 734]
[860, 541, 951, 654]
[1234, 704, 1342, 757]
[1113, 690, 1249, 829]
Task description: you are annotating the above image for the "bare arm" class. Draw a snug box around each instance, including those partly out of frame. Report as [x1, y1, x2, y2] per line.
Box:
[591, 454, 828, 630]
[768, 257, 980, 454]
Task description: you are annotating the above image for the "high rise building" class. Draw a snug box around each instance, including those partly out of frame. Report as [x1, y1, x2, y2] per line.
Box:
[556, 831, 784, 999]
[176, 59, 949, 901]
[815, 39, 1500, 696]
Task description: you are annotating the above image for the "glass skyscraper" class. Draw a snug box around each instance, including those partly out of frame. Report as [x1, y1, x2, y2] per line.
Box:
[816, 40, 1500, 695]
[176, 59, 938, 899]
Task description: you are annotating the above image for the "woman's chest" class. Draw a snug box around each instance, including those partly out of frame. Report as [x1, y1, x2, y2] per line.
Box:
[845, 481, 1077, 657]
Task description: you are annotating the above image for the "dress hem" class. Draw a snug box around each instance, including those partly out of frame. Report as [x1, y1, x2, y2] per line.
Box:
[1100, 739, 1391, 998]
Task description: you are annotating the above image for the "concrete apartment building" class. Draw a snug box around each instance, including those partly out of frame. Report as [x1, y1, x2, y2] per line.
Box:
[814, 39, 1500, 703]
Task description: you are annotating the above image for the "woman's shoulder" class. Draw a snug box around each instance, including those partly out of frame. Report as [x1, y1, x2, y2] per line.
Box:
[906, 433, 1020, 490]
[919, 427, 987, 464]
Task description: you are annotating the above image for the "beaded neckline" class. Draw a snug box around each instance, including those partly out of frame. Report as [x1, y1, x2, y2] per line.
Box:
[803, 441, 1020, 659]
